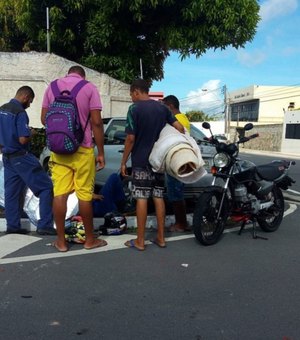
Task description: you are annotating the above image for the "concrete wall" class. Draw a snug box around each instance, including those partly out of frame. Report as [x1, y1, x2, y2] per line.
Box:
[0, 52, 131, 127]
[191, 121, 225, 137]
[229, 123, 283, 152]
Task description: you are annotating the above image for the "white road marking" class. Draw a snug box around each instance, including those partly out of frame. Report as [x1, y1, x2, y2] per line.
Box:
[0, 234, 41, 258]
[0, 234, 195, 265]
[0, 204, 297, 265]
[287, 188, 300, 195]
[284, 203, 297, 216]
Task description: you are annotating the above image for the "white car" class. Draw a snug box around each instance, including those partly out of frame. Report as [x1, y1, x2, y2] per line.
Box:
[40, 117, 216, 201]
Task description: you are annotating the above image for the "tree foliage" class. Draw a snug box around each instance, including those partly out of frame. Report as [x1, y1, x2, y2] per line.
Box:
[0, 0, 260, 84]
[186, 110, 212, 122]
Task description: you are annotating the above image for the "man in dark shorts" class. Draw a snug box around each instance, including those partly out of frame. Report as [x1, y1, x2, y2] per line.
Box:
[120, 79, 184, 251]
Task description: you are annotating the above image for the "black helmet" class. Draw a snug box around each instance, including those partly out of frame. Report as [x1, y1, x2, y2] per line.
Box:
[99, 212, 127, 235]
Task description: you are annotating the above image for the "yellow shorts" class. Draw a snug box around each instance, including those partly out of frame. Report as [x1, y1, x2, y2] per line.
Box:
[49, 146, 95, 201]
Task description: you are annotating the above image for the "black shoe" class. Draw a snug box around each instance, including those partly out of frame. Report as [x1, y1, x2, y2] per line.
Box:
[36, 228, 57, 235]
[6, 228, 30, 235]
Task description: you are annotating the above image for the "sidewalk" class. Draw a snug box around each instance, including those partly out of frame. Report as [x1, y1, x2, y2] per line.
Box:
[240, 148, 300, 160]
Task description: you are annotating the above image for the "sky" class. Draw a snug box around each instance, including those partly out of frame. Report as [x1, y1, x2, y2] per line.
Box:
[150, 0, 300, 115]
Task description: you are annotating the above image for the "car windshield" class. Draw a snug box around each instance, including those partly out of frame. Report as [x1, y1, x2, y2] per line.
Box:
[190, 124, 207, 141]
[104, 119, 127, 145]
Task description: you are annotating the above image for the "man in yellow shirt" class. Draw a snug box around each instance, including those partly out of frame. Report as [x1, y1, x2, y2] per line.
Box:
[162, 95, 190, 232]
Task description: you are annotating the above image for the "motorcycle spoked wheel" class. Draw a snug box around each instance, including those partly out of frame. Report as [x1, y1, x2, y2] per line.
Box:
[257, 186, 284, 232]
[193, 191, 229, 246]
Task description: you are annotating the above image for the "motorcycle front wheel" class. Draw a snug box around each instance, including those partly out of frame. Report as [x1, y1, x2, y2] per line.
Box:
[193, 191, 229, 246]
[257, 186, 284, 232]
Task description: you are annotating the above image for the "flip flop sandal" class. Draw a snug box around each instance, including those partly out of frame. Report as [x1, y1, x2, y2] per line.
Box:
[150, 239, 167, 248]
[124, 239, 145, 251]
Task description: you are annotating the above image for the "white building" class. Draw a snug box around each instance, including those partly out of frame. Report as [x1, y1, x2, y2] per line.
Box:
[281, 109, 300, 154]
[229, 85, 300, 126]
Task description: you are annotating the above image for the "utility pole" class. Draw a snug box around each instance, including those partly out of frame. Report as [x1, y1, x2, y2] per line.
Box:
[46, 7, 50, 53]
[139, 59, 143, 79]
[223, 85, 230, 139]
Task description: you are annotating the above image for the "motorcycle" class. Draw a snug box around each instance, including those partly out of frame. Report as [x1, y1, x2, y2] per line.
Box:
[193, 122, 296, 245]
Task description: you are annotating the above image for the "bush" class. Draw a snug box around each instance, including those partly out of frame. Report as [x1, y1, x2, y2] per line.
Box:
[29, 128, 46, 158]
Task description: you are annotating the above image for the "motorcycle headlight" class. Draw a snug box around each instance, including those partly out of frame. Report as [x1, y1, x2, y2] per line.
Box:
[213, 152, 230, 168]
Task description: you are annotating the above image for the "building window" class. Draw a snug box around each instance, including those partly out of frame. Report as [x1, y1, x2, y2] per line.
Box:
[285, 124, 300, 139]
[230, 99, 259, 122]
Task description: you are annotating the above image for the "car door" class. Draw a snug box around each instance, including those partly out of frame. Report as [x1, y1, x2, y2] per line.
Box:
[95, 118, 131, 186]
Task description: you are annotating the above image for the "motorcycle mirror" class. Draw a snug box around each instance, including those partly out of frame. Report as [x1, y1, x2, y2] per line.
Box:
[202, 122, 210, 129]
[244, 123, 253, 131]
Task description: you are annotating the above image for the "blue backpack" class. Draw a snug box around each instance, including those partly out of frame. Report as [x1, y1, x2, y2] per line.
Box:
[45, 79, 89, 154]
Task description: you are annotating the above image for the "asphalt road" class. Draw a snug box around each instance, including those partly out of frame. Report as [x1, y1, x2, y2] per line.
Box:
[0, 200, 299, 340]
[1, 150, 300, 339]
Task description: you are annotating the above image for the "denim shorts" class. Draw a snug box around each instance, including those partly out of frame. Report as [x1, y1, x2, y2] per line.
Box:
[132, 167, 165, 199]
[166, 174, 185, 201]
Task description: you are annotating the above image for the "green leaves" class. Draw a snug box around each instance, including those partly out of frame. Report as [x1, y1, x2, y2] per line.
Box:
[0, 0, 260, 84]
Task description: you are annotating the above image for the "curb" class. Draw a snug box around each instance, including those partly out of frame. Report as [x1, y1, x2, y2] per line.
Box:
[240, 148, 300, 160]
[1, 191, 299, 233]
[0, 214, 184, 233]
[283, 192, 300, 203]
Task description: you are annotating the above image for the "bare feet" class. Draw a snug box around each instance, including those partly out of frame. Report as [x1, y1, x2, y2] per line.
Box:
[150, 238, 167, 248]
[84, 238, 107, 250]
[51, 240, 68, 252]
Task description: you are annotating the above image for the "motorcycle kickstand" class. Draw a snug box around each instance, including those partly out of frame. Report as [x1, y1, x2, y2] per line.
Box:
[238, 221, 247, 235]
[252, 218, 268, 240]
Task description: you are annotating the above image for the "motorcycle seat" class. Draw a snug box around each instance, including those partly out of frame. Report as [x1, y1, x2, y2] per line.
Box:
[256, 161, 286, 181]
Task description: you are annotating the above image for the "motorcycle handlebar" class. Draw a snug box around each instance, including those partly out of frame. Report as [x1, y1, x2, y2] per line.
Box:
[238, 133, 259, 144]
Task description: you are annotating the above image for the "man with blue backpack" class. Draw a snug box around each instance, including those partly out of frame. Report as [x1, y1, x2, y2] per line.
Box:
[0, 86, 54, 235]
[41, 65, 106, 252]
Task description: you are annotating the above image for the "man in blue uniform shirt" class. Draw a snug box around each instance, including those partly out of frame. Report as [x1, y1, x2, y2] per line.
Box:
[0, 86, 55, 235]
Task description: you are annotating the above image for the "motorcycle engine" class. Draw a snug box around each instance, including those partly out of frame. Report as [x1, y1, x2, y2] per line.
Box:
[234, 184, 274, 214]
[234, 185, 248, 202]
[234, 184, 261, 213]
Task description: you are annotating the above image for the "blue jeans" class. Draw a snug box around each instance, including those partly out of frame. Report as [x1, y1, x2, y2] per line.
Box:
[92, 173, 125, 217]
[3, 153, 53, 230]
[166, 174, 185, 202]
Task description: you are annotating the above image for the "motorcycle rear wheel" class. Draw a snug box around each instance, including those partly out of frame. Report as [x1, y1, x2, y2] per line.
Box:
[193, 191, 229, 246]
[257, 186, 284, 232]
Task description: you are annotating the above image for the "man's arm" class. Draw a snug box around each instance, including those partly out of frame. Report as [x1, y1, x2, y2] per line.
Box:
[18, 136, 30, 145]
[90, 109, 105, 170]
[41, 107, 47, 126]
[120, 134, 135, 177]
[173, 120, 185, 133]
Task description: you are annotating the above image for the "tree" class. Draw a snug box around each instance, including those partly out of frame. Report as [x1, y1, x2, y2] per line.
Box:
[186, 110, 212, 122]
[0, 0, 260, 84]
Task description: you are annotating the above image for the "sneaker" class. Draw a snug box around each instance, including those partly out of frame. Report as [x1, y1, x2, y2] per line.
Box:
[6, 228, 29, 235]
[36, 228, 57, 235]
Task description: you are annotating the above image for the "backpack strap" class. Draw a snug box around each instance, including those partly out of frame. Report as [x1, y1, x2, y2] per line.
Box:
[70, 80, 89, 97]
[50, 79, 88, 97]
[71, 80, 90, 132]
[50, 80, 61, 97]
